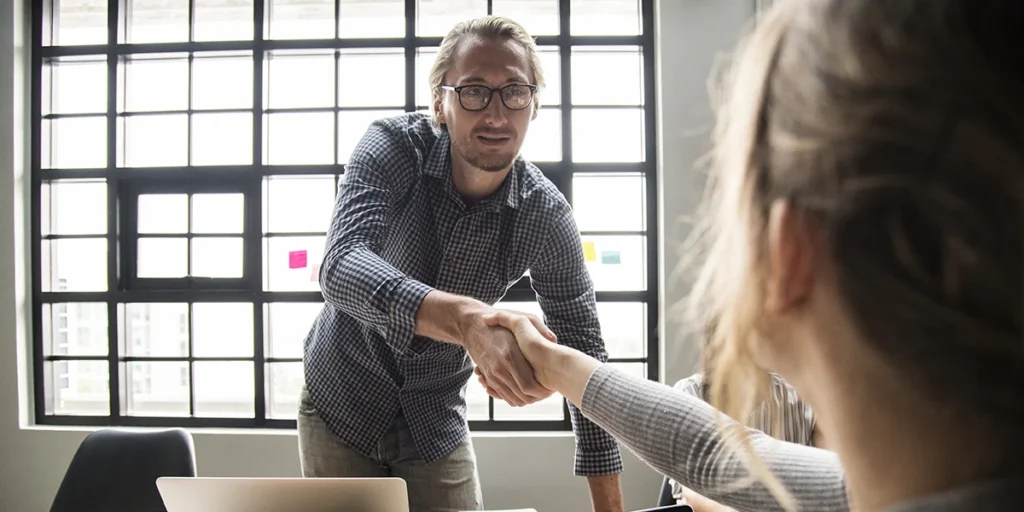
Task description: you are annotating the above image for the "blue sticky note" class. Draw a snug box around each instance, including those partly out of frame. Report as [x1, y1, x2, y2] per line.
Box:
[601, 251, 621, 264]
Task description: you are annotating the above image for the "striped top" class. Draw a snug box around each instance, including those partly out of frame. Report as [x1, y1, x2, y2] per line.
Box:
[581, 364, 851, 511]
[670, 373, 817, 503]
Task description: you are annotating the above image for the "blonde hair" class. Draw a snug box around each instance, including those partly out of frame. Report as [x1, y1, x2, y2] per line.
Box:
[688, 0, 1024, 509]
[428, 16, 546, 126]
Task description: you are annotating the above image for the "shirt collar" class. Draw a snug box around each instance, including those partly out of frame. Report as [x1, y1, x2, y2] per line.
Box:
[424, 129, 522, 210]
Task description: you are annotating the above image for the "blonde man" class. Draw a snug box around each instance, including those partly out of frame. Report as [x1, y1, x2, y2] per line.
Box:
[299, 16, 623, 512]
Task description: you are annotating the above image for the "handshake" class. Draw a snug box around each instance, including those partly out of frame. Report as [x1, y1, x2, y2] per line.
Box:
[459, 308, 561, 407]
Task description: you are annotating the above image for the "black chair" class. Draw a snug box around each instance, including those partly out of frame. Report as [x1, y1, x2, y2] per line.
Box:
[49, 428, 197, 512]
[658, 475, 677, 506]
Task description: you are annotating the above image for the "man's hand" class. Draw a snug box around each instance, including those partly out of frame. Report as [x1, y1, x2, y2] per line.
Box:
[458, 309, 556, 407]
[477, 309, 565, 389]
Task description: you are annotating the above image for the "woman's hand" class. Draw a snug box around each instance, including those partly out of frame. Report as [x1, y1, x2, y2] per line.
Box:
[473, 310, 562, 394]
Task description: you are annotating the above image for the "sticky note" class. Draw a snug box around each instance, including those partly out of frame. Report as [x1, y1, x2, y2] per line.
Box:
[310, 262, 321, 282]
[601, 251, 621, 265]
[582, 241, 596, 262]
[288, 250, 308, 269]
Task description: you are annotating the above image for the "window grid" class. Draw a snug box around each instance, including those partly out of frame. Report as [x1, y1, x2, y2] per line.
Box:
[31, 0, 658, 431]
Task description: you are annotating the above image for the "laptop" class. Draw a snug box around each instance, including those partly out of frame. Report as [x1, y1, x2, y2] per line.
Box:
[156, 476, 409, 512]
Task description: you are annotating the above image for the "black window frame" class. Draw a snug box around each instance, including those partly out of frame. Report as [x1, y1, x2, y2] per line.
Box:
[31, 0, 659, 432]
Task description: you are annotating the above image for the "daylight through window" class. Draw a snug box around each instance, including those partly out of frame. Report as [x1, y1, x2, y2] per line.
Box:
[33, 0, 657, 430]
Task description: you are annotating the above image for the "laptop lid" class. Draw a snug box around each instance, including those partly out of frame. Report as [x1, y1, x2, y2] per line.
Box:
[156, 477, 409, 512]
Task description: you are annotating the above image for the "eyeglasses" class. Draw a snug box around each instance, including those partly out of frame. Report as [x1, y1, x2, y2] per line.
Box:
[440, 84, 538, 111]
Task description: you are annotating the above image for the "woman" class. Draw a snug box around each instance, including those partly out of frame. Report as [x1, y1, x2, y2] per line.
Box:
[482, 0, 1024, 510]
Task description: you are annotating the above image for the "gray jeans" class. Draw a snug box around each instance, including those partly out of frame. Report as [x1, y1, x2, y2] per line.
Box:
[297, 387, 483, 512]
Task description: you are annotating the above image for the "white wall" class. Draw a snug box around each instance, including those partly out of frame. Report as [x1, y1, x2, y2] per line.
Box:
[0, 1, 755, 510]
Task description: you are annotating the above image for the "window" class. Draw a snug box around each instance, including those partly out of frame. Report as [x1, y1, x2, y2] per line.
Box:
[32, 0, 657, 430]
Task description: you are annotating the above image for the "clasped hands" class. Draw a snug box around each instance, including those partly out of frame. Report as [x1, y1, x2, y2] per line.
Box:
[460, 308, 559, 407]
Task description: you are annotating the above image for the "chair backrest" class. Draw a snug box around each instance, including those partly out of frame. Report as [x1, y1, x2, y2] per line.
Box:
[49, 428, 197, 512]
[658, 476, 676, 507]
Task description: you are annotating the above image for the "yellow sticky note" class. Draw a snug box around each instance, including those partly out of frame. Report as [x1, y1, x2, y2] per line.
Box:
[582, 241, 596, 262]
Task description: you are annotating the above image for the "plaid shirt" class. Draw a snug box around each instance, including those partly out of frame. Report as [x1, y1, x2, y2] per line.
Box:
[303, 112, 622, 476]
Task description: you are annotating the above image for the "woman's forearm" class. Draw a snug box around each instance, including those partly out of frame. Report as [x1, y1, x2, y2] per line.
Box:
[575, 364, 850, 511]
[534, 343, 602, 407]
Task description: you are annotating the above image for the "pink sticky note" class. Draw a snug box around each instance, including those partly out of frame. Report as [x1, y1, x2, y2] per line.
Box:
[288, 250, 308, 269]
[310, 263, 321, 282]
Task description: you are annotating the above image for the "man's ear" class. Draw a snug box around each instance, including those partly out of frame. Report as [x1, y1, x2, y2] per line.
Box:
[433, 91, 446, 125]
[531, 102, 539, 121]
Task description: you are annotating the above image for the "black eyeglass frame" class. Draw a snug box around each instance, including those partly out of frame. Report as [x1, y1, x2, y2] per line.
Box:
[440, 84, 539, 111]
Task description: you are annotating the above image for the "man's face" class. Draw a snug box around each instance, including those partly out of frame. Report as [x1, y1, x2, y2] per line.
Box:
[434, 35, 538, 173]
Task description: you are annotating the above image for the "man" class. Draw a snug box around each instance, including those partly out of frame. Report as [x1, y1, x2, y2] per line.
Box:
[298, 16, 624, 512]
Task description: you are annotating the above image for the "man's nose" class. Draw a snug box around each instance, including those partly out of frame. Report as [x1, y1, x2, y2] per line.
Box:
[482, 92, 509, 125]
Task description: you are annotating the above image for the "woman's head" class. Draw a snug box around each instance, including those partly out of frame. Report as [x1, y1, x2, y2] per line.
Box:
[691, 0, 1024, 477]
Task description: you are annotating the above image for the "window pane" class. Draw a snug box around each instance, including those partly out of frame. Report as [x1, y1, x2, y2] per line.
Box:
[572, 173, 645, 232]
[50, 0, 108, 46]
[44, 57, 106, 115]
[570, 0, 641, 36]
[338, 50, 405, 107]
[194, 0, 254, 41]
[125, 361, 189, 417]
[122, 114, 189, 167]
[571, 108, 643, 163]
[265, 50, 335, 109]
[610, 361, 645, 380]
[43, 117, 107, 169]
[122, 55, 189, 112]
[138, 238, 188, 278]
[42, 302, 108, 356]
[417, 0, 487, 37]
[597, 302, 645, 358]
[42, 180, 107, 236]
[493, 392, 564, 420]
[46, 360, 109, 415]
[466, 370, 489, 421]
[126, 0, 189, 43]
[268, 0, 334, 39]
[572, 47, 643, 105]
[138, 194, 188, 234]
[122, 303, 189, 357]
[266, 302, 322, 358]
[192, 193, 245, 234]
[193, 303, 253, 357]
[192, 52, 253, 110]
[415, 48, 438, 108]
[339, 0, 403, 38]
[195, 362, 254, 417]
[520, 107, 560, 163]
[191, 238, 244, 278]
[581, 235, 645, 291]
[492, 0, 559, 36]
[263, 236, 325, 291]
[264, 112, 335, 165]
[42, 238, 108, 292]
[338, 110, 404, 164]
[263, 175, 336, 233]
[191, 112, 253, 166]
[267, 362, 304, 419]
[537, 47, 560, 106]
